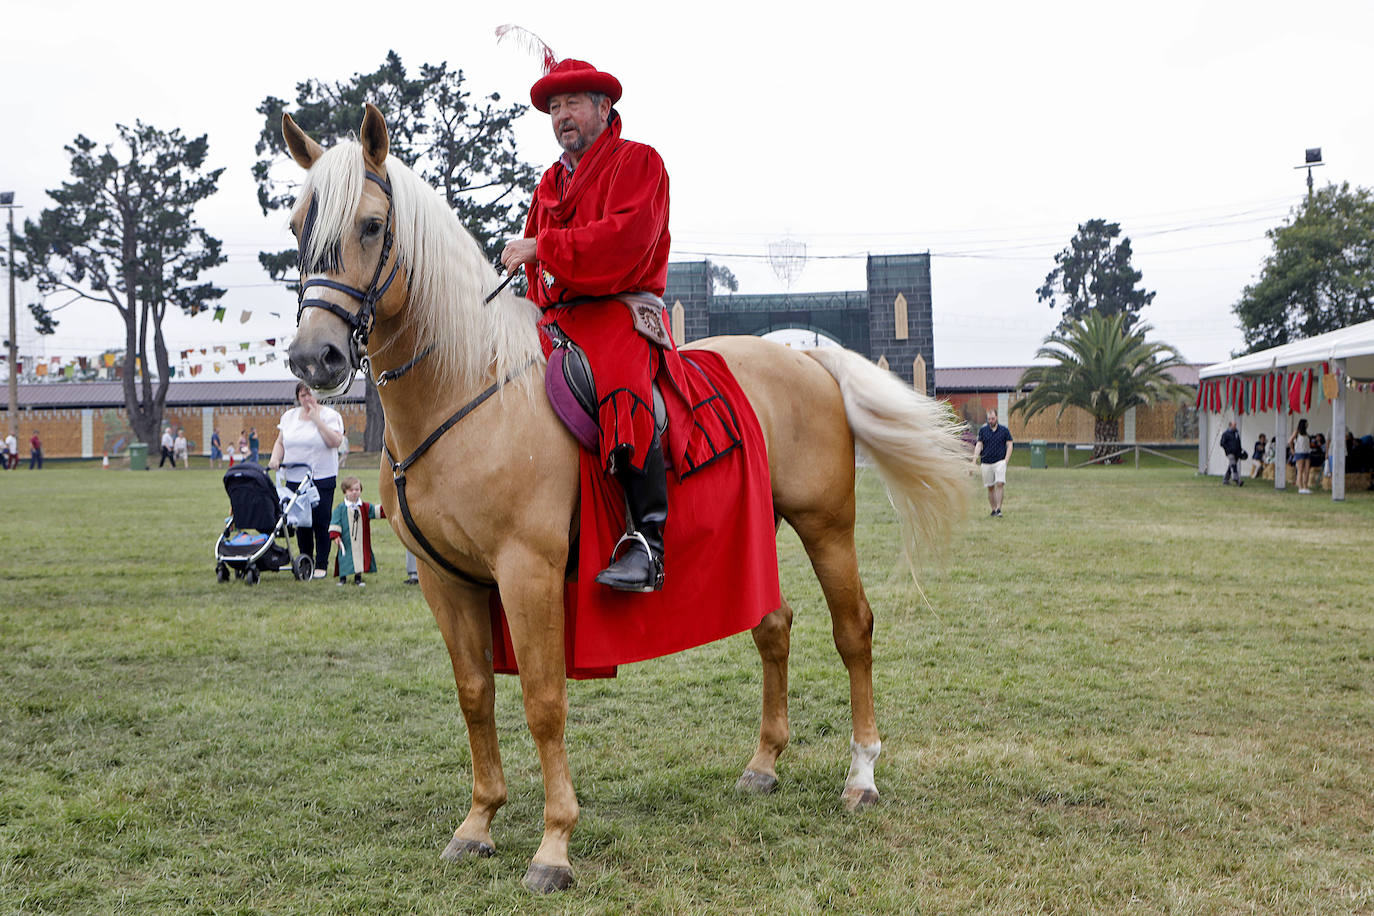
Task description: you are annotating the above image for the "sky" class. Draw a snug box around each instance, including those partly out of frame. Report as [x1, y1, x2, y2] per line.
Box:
[4, 0, 1373, 380]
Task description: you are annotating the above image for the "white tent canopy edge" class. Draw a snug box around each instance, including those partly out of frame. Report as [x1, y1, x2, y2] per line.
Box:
[1198, 319, 1374, 501]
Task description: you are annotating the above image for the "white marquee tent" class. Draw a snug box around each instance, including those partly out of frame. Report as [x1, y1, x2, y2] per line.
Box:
[1198, 318, 1374, 500]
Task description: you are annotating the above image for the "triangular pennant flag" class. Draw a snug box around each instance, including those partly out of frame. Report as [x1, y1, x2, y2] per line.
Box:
[240, 310, 252, 324]
[213, 306, 226, 323]
[240, 342, 249, 350]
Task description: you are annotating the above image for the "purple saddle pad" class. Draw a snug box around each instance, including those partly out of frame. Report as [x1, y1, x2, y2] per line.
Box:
[545, 347, 599, 453]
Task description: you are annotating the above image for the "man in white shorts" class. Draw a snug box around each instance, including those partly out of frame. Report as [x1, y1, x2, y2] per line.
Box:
[973, 408, 1013, 517]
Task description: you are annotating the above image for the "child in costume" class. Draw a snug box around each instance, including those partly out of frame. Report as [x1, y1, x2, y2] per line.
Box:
[329, 476, 384, 587]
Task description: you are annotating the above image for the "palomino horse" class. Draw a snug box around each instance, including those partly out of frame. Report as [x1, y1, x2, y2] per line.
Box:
[283, 104, 967, 892]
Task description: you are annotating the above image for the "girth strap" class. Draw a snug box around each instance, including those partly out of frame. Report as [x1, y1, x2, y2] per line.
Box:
[383, 359, 534, 587]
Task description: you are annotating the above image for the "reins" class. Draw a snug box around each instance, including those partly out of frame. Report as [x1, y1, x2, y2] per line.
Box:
[375, 275, 510, 387]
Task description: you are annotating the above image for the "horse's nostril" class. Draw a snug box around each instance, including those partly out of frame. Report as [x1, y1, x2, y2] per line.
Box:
[320, 343, 347, 372]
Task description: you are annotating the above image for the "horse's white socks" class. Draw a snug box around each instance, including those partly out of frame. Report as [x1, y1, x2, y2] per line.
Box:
[845, 736, 882, 793]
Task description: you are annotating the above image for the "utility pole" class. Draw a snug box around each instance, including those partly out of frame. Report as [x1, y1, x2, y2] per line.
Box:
[2, 191, 18, 441]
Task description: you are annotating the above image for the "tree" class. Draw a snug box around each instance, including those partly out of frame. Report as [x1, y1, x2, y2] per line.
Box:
[1010, 312, 1191, 460]
[706, 261, 738, 293]
[18, 122, 224, 451]
[1234, 182, 1374, 353]
[254, 51, 539, 450]
[1037, 219, 1155, 331]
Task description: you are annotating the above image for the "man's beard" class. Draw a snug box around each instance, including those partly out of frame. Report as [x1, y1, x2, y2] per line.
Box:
[558, 126, 592, 154]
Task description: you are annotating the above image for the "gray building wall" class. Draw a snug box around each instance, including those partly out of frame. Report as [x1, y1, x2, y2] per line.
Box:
[663, 254, 935, 393]
[866, 253, 934, 391]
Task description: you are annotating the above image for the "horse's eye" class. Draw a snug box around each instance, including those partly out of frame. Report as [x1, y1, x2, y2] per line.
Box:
[363, 220, 383, 238]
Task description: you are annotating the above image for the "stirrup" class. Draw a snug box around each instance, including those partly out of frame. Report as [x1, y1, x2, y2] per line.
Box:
[596, 531, 664, 592]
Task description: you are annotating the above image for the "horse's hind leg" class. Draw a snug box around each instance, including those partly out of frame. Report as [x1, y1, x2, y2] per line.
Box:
[793, 516, 882, 811]
[738, 599, 794, 794]
[420, 570, 508, 861]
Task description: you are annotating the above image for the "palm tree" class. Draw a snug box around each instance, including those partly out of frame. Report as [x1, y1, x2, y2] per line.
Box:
[1011, 313, 1192, 460]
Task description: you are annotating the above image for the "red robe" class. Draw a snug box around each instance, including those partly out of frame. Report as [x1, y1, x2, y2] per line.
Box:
[523, 112, 689, 474]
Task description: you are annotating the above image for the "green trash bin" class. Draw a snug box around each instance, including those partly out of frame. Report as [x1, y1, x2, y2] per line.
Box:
[1029, 439, 1047, 469]
[128, 442, 148, 471]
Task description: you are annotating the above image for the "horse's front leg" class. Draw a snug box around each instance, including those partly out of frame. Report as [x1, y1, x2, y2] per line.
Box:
[419, 567, 508, 861]
[496, 550, 578, 893]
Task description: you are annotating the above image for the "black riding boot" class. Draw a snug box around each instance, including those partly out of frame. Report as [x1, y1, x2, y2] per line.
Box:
[595, 438, 668, 592]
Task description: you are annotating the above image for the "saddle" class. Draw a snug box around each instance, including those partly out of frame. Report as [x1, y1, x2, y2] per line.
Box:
[544, 320, 667, 454]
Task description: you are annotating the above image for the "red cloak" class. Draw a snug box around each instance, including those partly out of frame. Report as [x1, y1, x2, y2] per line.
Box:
[522, 112, 688, 474]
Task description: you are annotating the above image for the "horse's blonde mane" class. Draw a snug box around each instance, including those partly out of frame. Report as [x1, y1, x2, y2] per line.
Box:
[295, 141, 542, 394]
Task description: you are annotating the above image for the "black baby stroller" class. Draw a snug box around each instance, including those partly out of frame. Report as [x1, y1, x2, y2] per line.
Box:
[215, 462, 317, 585]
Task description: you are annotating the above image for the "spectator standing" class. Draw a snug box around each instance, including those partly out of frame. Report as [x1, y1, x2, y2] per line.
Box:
[973, 408, 1014, 517]
[29, 430, 43, 470]
[1, 435, 9, 471]
[1288, 418, 1312, 495]
[173, 428, 189, 468]
[4, 431, 16, 469]
[159, 427, 176, 468]
[248, 427, 260, 464]
[269, 382, 345, 579]
[1250, 433, 1269, 480]
[210, 428, 223, 469]
[1220, 420, 1244, 486]
[328, 475, 383, 587]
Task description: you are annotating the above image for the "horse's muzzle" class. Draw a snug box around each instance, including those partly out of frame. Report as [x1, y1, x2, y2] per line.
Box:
[287, 339, 352, 393]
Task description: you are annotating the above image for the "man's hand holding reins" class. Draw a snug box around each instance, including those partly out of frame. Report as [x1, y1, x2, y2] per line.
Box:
[501, 238, 537, 276]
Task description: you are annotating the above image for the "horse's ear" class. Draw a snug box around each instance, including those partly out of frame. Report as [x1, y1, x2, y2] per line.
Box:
[282, 113, 324, 169]
[360, 103, 389, 166]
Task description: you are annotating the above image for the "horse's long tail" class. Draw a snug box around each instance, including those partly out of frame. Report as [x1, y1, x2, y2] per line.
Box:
[805, 347, 969, 564]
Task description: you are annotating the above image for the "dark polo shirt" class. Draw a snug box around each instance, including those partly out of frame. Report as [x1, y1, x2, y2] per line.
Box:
[978, 423, 1013, 464]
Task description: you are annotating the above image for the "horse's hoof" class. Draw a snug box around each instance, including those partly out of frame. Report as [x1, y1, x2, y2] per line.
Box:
[736, 769, 779, 794]
[523, 862, 575, 893]
[842, 787, 879, 811]
[440, 835, 495, 862]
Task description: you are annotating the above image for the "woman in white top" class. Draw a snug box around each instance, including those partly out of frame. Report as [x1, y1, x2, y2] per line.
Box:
[270, 381, 346, 577]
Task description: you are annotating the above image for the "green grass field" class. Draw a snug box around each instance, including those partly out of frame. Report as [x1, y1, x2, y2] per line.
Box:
[2, 460, 1372, 914]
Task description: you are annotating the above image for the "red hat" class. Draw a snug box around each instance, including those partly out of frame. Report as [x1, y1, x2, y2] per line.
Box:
[530, 59, 622, 114]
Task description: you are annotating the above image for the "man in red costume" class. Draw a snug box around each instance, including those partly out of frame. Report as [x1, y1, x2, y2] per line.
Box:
[501, 57, 682, 594]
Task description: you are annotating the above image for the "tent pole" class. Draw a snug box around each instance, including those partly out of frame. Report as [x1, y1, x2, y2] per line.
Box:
[1332, 358, 1346, 501]
[1197, 408, 1209, 475]
[1275, 391, 1288, 491]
